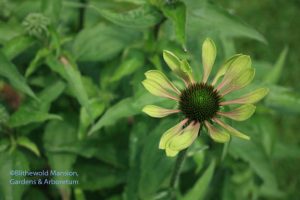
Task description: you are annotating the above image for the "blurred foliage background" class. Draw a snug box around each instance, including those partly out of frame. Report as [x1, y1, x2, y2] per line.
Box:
[0, 0, 299, 199]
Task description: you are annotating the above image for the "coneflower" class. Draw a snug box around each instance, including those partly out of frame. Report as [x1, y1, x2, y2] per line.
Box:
[142, 38, 269, 157]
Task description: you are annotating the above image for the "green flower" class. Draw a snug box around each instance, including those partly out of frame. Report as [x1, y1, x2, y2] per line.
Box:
[22, 13, 50, 38]
[142, 38, 269, 157]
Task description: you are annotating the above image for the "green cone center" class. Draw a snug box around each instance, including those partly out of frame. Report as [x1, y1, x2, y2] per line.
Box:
[179, 83, 220, 122]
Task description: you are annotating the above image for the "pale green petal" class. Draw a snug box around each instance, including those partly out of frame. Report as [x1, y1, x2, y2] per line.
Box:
[142, 79, 178, 100]
[163, 50, 193, 83]
[145, 70, 180, 94]
[142, 105, 179, 118]
[224, 55, 252, 84]
[220, 88, 269, 105]
[167, 122, 200, 151]
[165, 148, 179, 157]
[205, 121, 230, 143]
[212, 54, 242, 86]
[202, 38, 217, 83]
[214, 118, 250, 140]
[163, 50, 181, 72]
[159, 119, 188, 149]
[221, 68, 255, 96]
[218, 104, 256, 121]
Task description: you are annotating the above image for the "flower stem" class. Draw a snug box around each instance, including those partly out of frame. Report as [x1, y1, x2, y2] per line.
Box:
[170, 148, 188, 189]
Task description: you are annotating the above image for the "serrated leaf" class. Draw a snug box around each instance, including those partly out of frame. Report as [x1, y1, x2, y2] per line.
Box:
[190, 3, 266, 43]
[0, 50, 37, 100]
[94, 5, 162, 28]
[73, 24, 140, 61]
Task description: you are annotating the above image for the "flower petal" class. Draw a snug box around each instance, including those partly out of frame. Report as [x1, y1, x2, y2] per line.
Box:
[204, 121, 230, 143]
[212, 54, 242, 86]
[163, 50, 193, 83]
[202, 38, 217, 83]
[159, 119, 188, 149]
[221, 68, 255, 96]
[145, 70, 180, 95]
[213, 118, 250, 140]
[220, 88, 269, 106]
[142, 79, 179, 101]
[166, 148, 179, 157]
[217, 55, 251, 91]
[167, 122, 200, 151]
[218, 104, 256, 121]
[142, 105, 180, 118]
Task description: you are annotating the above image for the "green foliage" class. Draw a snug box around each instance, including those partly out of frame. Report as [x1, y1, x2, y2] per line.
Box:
[0, 0, 299, 199]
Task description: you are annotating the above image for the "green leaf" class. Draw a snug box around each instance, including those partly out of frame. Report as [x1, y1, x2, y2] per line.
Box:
[16, 136, 40, 157]
[265, 85, 300, 114]
[25, 48, 50, 77]
[8, 80, 65, 127]
[88, 92, 165, 135]
[43, 120, 78, 199]
[182, 160, 216, 200]
[0, 50, 37, 100]
[229, 138, 282, 197]
[94, 5, 162, 28]
[73, 23, 140, 61]
[190, 3, 266, 43]
[78, 99, 105, 139]
[9, 110, 62, 127]
[0, 150, 29, 200]
[161, 1, 186, 46]
[41, 0, 62, 25]
[2, 35, 36, 60]
[264, 47, 288, 84]
[138, 120, 174, 199]
[61, 57, 93, 119]
[110, 50, 145, 82]
[74, 161, 126, 191]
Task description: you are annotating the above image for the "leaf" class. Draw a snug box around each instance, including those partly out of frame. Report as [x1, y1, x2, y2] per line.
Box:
[8, 80, 65, 127]
[94, 5, 162, 28]
[74, 161, 126, 191]
[229, 138, 282, 196]
[2, 35, 36, 60]
[182, 160, 216, 200]
[0, 50, 37, 100]
[138, 120, 175, 199]
[41, 0, 62, 24]
[25, 48, 50, 77]
[190, 3, 266, 43]
[88, 92, 165, 135]
[9, 110, 62, 127]
[43, 120, 78, 199]
[265, 85, 300, 114]
[78, 99, 105, 139]
[264, 47, 288, 84]
[73, 23, 140, 61]
[16, 136, 40, 157]
[110, 50, 145, 82]
[61, 57, 92, 119]
[0, 150, 29, 200]
[161, 1, 186, 46]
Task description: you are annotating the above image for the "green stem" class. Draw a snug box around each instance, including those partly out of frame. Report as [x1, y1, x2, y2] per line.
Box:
[170, 148, 188, 189]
